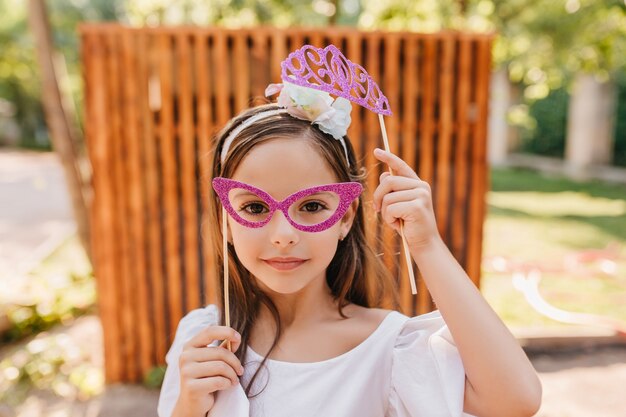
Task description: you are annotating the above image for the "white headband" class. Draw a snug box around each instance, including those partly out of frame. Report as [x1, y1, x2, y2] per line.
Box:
[220, 103, 351, 167]
[220, 109, 288, 164]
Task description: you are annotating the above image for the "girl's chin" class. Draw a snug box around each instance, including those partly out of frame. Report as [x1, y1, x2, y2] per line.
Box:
[253, 276, 310, 295]
[261, 282, 307, 295]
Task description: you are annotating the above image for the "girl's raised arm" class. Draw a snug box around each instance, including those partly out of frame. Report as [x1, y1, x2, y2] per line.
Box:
[372, 148, 542, 417]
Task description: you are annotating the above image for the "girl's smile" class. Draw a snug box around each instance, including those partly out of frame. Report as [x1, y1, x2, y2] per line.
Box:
[262, 257, 309, 271]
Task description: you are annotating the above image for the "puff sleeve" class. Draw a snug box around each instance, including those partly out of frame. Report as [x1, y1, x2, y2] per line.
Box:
[386, 310, 475, 417]
[157, 304, 220, 417]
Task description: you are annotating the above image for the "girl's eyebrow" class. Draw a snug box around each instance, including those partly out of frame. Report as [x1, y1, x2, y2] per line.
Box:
[230, 190, 261, 198]
[230, 187, 339, 200]
[303, 191, 337, 198]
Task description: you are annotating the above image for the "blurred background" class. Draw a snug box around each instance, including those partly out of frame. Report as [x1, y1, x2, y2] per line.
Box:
[1, 1, 625, 416]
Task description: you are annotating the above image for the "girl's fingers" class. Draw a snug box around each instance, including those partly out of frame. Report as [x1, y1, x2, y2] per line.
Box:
[373, 148, 419, 179]
[184, 326, 242, 352]
[383, 200, 422, 227]
[182, 345, 244, 376]
[372, 176, 425, 211]
[379, 171, 391, 183]
[187, 375, 235, 395]
[181, 360, 240, 386]
[379, 189, 421, 214]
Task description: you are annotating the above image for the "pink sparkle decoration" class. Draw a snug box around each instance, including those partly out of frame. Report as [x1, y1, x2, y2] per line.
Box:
[281, 44, 392, 116]
[212, 177, 363, 233]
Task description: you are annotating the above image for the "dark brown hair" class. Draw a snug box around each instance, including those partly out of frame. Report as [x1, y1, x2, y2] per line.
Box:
[207, 103, 399, 396]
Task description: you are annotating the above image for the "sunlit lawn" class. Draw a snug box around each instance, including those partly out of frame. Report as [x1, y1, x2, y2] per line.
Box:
[482, 167, 626, 329]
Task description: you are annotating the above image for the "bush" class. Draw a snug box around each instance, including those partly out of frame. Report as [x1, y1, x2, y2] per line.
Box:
[519, 87, 569, 158]
[520, 76, 626, 167]
[614, 73, 626, 167]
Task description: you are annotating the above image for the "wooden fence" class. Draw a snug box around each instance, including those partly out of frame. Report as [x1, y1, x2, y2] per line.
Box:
[80, 24, 493, 383]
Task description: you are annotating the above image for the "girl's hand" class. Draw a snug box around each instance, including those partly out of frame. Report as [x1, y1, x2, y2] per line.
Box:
[372, 148, 441, 252]
[172, 326, 244, 417]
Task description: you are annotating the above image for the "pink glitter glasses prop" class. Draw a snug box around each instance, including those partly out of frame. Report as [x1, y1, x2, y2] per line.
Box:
[213, 178, 363, 232]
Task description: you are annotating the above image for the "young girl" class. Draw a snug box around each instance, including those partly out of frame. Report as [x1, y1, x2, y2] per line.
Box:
[157, 81, 542, 417]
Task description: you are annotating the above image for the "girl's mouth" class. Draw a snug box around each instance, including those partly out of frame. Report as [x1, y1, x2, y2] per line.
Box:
[263, 258, 308, 271]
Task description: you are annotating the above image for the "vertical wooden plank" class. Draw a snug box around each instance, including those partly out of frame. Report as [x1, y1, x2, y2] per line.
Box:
[466, 37, 491, 289]
[289, 28, 304, 52]
[381, 33, 401, 294]
[416, 35, 437, 314]
[435, 35, 455, 246]
[83, 29, 122, 383]
[308, 30, 323, 48]
[345, 32, 363, 159]
[107, 29, 138, 381]
[195, 30, 218, 306]
[177, 32, 201, 313]
[158, 31, 184, 342]
[233, 31, 250, 113]
[135, 28, 161, 368]
[399, 35, 418, 316]
[326, 27, 344, 54]
[452, 36, 472, 267]
[213, 30, 230, 126]
[122, 27, 153, 379]
[417, 36, 437, 191]
[271, 30, 287, 83]
[250, 30, 269, 101]
[364, 33, 382, 257]
[142, 30, 168, 363]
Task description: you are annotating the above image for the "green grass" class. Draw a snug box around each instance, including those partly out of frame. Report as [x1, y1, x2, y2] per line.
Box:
[0, 236, 100, 406]
[1, 236, 95, 343]
[482, 167, 626, 329]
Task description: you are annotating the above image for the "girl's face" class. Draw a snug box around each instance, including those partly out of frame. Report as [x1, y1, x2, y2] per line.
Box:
[227, 137, 356, 295]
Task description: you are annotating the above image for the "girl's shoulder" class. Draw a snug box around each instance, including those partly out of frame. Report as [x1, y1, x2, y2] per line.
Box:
[346, 304, 456, 350]
[332, 305, 406, 353]
[310, 305, 455, 369]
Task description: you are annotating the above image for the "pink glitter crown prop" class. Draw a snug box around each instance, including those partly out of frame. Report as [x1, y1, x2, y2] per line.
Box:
[281, 44, 392, 116]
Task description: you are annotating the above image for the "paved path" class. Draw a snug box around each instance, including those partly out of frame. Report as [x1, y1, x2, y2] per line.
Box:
[531, 346, 626, 416]
[0, 149, 75, 290]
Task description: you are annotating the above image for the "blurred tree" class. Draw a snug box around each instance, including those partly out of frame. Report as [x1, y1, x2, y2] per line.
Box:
[355, 0, 626, 165]
[28, 0, 96, 260]
[358, 0, 461, 32]
[470, 0, 626, 96]
[0, 0, 47, 147]
[355, 0, 626, 95]
[0, 0, 122, 148]
[122, 0, 361, 27]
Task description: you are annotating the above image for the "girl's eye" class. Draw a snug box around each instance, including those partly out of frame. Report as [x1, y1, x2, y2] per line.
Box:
[301, 201, 327, 213]
[241, 202, 269, 215]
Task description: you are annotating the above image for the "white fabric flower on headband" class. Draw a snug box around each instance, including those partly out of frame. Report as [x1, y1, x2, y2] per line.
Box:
[265, 82, 352, 140]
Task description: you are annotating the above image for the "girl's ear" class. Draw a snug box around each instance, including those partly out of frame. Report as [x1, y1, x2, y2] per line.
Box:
[340, 199, 359, 236]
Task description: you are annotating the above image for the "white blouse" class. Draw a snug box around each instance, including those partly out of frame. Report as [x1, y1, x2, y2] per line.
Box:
[158, 304, 475, 417]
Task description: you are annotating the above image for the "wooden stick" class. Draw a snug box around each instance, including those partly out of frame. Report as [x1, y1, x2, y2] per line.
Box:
[378, 114, 417, 295]
[222, 207, 233, 351]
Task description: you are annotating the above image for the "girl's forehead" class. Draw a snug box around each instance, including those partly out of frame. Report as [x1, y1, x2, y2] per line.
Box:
[230, 138, 339, 198]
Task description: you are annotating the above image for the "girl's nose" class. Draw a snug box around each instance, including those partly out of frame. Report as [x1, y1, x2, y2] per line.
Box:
[268, 210, 299, 247]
